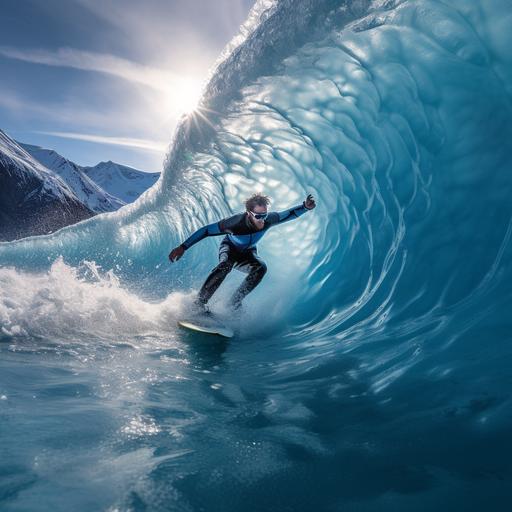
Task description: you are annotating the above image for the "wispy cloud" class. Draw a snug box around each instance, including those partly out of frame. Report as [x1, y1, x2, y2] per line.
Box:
[74, 0, 247, 63]
[0, 46, 196, 95]
[37, 131, 168, 153]
[0, 45, 206, 116]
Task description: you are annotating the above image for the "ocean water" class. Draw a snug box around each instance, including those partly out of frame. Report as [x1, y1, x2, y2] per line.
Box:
[1, 0, 512, 510]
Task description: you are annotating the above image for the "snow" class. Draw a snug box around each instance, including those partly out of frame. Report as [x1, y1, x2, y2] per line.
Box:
[20, 143, 126, 213]
[0, 130, 79, 203]
[84, 161, 160, 204]
[20, 142, 160, 210]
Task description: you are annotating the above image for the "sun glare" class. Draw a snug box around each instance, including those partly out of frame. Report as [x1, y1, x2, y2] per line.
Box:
[167, 77, 203, 116]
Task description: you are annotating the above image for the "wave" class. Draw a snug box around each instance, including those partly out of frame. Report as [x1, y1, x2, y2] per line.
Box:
[1, 0, 512, 385]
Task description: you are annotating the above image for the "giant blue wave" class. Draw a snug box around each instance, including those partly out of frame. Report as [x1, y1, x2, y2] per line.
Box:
[1, 1, 512, 510]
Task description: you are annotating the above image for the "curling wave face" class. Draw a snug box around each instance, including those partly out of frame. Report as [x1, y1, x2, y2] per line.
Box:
[2, 0, 511, 354]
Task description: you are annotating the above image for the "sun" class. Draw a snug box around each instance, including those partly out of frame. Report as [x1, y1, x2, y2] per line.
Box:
[167, 76, 204, 116]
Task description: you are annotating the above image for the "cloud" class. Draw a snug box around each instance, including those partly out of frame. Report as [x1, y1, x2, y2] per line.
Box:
[0, 45, 178, 93]
[37, 131, 168, 153]
[0, 45, 207, 118]
[73, 0, 250, 63]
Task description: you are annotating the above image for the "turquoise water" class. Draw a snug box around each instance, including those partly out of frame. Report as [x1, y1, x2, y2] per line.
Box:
[1, 0, 512, 510]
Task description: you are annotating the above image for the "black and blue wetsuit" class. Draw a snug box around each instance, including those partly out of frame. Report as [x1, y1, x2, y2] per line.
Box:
[181, 202, 311, 309]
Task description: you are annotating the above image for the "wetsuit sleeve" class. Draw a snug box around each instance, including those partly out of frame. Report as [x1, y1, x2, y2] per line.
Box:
[181, 213, 241, 249]
[181, 222, 223, 250]
[269, 203, 311, 226]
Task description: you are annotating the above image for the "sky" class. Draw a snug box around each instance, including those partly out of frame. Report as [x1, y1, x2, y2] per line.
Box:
[0, 0, 255, 172]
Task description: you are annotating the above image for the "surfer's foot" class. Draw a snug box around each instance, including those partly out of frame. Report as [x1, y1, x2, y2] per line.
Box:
[192, 299, 213, 318]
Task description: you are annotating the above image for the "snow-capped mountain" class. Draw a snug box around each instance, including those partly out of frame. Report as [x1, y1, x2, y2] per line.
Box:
[83, 161, 160, 204]
[22, 144, 160, 206]
[1, 129, 160, 241]
[0, 130, 93, 241]
[20, 143, 125, 213]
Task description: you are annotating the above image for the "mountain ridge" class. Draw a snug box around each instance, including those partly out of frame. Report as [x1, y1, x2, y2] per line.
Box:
[0, 130, 94, 241]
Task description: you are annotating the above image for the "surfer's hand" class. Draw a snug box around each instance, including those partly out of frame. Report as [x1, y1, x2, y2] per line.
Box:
[304, 194, 316, 210]
[169, 245, 185, 262]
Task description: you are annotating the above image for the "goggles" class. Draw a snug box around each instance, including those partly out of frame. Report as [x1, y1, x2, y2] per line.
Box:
[249, 210, 268, 220]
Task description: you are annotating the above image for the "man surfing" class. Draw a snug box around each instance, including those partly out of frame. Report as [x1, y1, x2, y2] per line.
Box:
[169, 193, 316, 314]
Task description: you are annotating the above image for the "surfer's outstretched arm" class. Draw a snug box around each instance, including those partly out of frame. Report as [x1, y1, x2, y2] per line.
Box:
[272, 193, 316, 225]
[169, 221, 224, 262]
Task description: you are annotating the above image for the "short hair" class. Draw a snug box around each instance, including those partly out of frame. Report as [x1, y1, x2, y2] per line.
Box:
[245, 193, 271, 211]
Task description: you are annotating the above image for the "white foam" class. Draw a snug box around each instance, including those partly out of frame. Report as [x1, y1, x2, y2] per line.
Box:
[0, 257, 188, 342]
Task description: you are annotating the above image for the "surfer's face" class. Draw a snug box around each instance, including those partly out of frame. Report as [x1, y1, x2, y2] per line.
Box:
[247, 205, 267, 230]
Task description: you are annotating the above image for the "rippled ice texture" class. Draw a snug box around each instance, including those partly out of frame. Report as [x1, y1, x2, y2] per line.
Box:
[1, 0, 512, 510]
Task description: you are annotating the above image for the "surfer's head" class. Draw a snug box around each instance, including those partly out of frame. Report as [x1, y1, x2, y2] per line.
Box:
[245, 193, 270, 229]
[245, 193, 270, 212]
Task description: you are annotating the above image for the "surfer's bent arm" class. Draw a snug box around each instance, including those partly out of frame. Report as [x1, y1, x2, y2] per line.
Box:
[169, 214, 240, 262]
[180, 222, 224, 250]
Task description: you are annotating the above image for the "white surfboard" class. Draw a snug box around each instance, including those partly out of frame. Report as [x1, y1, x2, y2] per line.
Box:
[177, 320, 234, 338]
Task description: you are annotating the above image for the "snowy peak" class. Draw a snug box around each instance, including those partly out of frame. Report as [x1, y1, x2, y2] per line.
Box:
[0, 130, 78, 203]
[1, 129, 161, 241]
[0, 129, 94, 241]
[20, 142, 160, 207]
[84, 161, 160, 203]
[20, 143, 125, 213]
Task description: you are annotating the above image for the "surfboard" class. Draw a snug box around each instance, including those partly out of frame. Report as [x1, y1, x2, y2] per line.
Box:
[177, 320, 234, 338]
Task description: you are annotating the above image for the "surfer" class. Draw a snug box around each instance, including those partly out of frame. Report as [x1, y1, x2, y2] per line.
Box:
[169, 193, 316, 313]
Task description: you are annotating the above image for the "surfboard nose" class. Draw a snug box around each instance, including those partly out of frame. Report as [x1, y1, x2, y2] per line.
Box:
[177, 320, 234, 338]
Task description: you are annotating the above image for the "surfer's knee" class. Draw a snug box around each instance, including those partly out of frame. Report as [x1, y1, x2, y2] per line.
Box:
[217, 260, 234, 273]
[253, 261, 267, 276]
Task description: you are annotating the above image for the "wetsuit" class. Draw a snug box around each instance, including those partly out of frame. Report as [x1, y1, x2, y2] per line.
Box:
[181, 202, 311, 308]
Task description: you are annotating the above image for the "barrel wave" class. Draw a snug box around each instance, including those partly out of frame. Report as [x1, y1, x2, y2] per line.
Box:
[1, 1, 512, 510]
